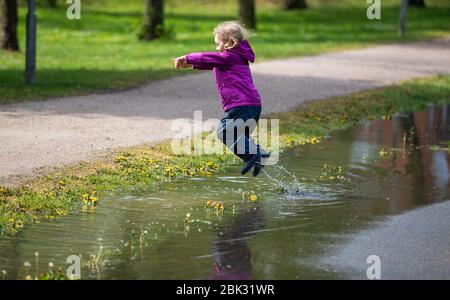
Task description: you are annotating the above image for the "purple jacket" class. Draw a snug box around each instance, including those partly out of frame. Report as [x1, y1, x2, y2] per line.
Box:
[185, 40, 262, 112]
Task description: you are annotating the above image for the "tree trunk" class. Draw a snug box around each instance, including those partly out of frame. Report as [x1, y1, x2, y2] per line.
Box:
[0, 0, 19, 51]
[399, 0, 408, 37]
[239, 0, 256, 30]
[408, 0, 425, 7]
[284, 0, 307, 10]
[48, 0, 57, 7]
[141, 0, 164, 41]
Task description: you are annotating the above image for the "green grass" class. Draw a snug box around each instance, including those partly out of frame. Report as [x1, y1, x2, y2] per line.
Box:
[1, 74, 449, 236]
[0, 0, 449, 104]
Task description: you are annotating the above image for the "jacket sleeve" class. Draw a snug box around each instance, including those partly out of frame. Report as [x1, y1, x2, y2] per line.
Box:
[186, 52, 231, 69]
[192, 64, 214, 70]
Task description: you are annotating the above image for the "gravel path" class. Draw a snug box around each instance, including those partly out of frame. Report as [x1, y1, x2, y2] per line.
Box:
[1, 38, 449, 186]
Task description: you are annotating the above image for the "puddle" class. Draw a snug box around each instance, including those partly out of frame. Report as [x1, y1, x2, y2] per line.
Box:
[0, 105, 448, 279]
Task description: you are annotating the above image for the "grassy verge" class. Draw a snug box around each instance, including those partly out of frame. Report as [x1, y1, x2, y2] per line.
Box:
[1, 0, 449, 104]
[1, 74, 449, 235]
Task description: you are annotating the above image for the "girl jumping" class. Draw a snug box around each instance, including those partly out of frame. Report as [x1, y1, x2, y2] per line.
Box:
[172, 21, 268, 177]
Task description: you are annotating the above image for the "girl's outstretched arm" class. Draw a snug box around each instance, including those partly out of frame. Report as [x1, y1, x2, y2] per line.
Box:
[172, 55, 213, 70]
[192, 64, 214, 70]
[172, 56, 191, 69]
[185, 52, 231, 69]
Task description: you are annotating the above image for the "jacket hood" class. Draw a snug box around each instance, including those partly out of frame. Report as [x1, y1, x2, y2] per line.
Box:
[229, 40, 255, 63]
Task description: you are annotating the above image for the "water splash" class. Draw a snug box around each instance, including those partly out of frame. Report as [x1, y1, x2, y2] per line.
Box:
[262, 165, 307, 196]
[262, 165, 339, 201]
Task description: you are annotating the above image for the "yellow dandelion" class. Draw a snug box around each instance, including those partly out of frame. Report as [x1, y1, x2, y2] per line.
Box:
[250, 194, 257, 201]
[379, 149, 388, 156]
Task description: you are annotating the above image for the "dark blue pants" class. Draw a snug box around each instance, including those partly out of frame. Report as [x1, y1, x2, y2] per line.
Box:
[216, 106, 262, 162]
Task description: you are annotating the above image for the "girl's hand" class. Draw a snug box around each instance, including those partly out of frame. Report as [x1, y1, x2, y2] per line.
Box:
[172, 56, 191, 69]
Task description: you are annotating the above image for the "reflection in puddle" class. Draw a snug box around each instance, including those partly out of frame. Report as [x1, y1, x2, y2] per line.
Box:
[0, 105, 448, 279]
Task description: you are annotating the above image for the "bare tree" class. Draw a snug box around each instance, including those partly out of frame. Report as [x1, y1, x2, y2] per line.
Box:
[239, 0, 256, 30]
[408, 0, 426, 7]
[284, 0, 307, 10]
[0, 0, 19, 51]
[140, 0, 164, 40]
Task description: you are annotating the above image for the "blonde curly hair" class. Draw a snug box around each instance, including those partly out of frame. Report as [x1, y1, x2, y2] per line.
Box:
[213, 21, 251, 50]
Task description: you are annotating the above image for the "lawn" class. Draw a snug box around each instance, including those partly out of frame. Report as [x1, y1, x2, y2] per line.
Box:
[0, 0, 449, 104]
